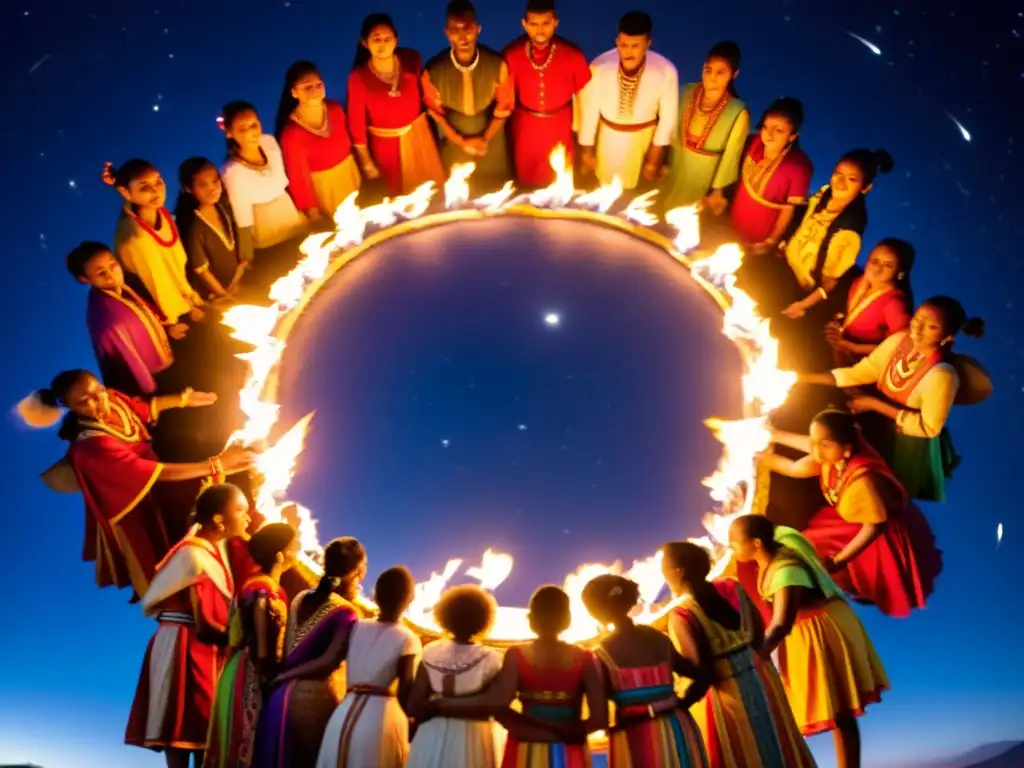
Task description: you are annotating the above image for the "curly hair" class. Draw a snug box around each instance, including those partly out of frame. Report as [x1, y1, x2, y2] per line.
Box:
[433, 584, 497, 642]
[528, 585, 572, 637]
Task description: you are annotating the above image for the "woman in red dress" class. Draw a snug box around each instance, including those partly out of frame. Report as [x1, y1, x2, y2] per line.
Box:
[432, 585, 608, 767]
[757, 409, 942, 617]
[729, 96, 813, 250]
[19, 369, 257, 599]
[825, 238, 914, 366]
[126, 483, 251, 768]
[276, 60, 361, 223]
[347, 13, 445, 196]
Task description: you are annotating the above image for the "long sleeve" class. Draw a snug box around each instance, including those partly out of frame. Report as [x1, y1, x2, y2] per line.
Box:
[346, 72, 369, 147]
[822, 230, 862, 282]
[279, 127, 318, 211]
[93, 323, 159, 394]
[712, 107, 750, 190]
[221, 164, 255, 229]
[653, 64, 680, 147]
[577, 63, 603, 146]
[832, 332, 904, 388]
[897, 367, 959, 438]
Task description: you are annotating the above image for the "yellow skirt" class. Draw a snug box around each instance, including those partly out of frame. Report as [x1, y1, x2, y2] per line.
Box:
[776, 598, 889, 736]
[252, 193, 308, 249]
[311, 155, 361, 220]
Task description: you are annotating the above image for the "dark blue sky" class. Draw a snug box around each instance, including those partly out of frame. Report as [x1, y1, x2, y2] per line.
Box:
[1, 2, 1022, 766]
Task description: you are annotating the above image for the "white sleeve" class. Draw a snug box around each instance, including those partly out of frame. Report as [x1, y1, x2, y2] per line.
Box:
[577, 62, 603, 147]
[653, 62, 679, 147]
[221, 163, 254, 229]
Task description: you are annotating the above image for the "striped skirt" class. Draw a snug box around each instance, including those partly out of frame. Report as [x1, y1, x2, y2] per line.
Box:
[203, 648, 262, 768]
[501, 738, 591, 768]
[608, 709, 708, 768]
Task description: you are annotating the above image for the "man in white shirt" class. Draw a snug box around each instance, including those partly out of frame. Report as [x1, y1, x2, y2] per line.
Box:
[578, 11, 679, 190]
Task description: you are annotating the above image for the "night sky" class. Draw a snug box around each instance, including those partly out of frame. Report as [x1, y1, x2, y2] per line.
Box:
[2, 1, 1022, 767]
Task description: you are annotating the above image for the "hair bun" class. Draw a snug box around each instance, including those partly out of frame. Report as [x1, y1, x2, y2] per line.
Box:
[961, 317, 985, 339]
[15, 390, 64, 428]
[874, 149, 895, 175]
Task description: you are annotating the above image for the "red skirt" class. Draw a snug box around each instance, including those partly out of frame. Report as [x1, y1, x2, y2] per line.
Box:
[802, 505, 942, 618]
[125, 621, 223, 751]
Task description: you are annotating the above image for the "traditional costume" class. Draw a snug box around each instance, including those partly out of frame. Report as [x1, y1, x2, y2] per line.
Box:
[279, 99, 362, 218]
[347, 48, 445, 197]
[836, 275, 912, 365]
[183, 201, 246, 299]
[578, 49, 678, 190]
[315, 620, 423, 768]
[114, 204, 199, 324]
[729, 135, 813, 244]
[203, 573, 289, 768]
[503, 36, 592, 187]
[592, 641, 708, 768]
[803, 439, 942, 616]
[671, 580, 815, 768]
[406, 638, 505, 768]
[86, 285, 173, 396]
[757, 527, 888, 736]
[126, 536, 234, 752]
[664, 84, 749, 209]
[253, 592, 360, 768]
[784, 185, 866, 296]
[422, 45, 514, 191]
[221, 134, 308, 250]
[832, 330, 963, 502]
[501, 644, 594, 768]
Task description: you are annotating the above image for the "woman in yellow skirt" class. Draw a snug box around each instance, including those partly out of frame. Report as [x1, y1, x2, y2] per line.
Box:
[728, 515, 888, 768]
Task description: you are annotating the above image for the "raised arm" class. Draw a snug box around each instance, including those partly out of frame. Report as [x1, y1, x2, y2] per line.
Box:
[771, 428, 812, 454]
[756, 451, 820, 479]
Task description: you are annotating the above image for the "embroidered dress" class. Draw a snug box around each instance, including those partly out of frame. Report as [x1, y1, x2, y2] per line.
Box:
[183, 202, 245, 297]
[126, 537, 234, 752]
[87, 285, 173, 396]
[592, 642, 708, 768]
[114, 204, 198, 323]
[784, 185, 865, 293]
[836, 276, 912, 364]
[729, 135, 813, 244]
[406, 638, 505, 768]
[756, 528, 888, 736]
[671, 580, 815, 768]
[664, 83, 749, 209]
[253, 592, 360, 768]
[315, 620, 423, 768]
[832, 331, 962, 501]
[578, 49, 679, 190]
[203, 575, 289, 768]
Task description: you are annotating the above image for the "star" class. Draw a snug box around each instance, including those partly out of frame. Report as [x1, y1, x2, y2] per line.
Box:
[441, 439, 450, 447]
[517, 424, 527, 431]
[544, 312, 560, 327]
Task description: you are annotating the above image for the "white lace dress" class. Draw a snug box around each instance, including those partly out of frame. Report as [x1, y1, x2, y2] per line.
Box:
[315, 620, 422, 768]
[405, 638, 506, 768]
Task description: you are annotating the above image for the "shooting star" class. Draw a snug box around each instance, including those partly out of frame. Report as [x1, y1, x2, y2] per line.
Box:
[28, 53, 52, 75]
[846, 31, 881, 55]
[944, 111, 972, 142]
[997, 522, 1003, 546]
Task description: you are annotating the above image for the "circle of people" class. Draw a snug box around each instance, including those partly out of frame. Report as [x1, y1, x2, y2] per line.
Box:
[19, 2, 993, 768]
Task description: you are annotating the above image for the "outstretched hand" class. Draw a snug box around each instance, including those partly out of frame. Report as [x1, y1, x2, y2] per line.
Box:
[185, 389, 218, 408]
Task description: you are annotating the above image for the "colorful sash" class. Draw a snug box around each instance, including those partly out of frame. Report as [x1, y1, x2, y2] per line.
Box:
[878, 335, 942, 405]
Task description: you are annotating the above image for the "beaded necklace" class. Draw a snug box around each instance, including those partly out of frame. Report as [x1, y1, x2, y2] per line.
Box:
[527, 40, 556, 71]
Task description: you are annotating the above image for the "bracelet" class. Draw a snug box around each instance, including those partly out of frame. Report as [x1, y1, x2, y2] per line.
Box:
[816, 287, 828, 300]
[179, 387, 193, 408]
[208, 456, 226, 484]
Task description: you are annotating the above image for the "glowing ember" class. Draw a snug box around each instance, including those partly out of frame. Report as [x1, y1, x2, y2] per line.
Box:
[221, 143, 796, 642]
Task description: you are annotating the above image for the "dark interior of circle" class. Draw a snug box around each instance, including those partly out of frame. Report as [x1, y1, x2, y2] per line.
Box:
[274, 217, 743, 603]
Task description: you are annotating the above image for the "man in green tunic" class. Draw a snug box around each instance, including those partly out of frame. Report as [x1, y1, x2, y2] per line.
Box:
[422, 0, 514, 194]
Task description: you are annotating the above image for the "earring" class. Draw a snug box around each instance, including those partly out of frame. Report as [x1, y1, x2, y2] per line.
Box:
[897, 272, 904, 280]
[843, 451, 851, 459]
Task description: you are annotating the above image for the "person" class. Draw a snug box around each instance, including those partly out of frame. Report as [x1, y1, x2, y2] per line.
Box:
[175, 158, 248, 302]
[252, 538, 368, 768]
[432, 585, 608, 766]
[729, 97, 814, 249]
[276, 60, 362, 222]
[67, 241, 182, 396]
[778, 149, 895, 319]
[578, 11, 678, 191]
[664, 41, 750, 212]
[316, 566, 422, 768]
[502, 0, 592, 188]
[125, 484, 250, 768]
[422, 0, 514, 193]
[796, 296, 987, 502]
[406, 585, 505, 768]
[825, 238, 914, 366]
[220, 100, 308, 258]
[660, 542, 817, 768]
[759, 409, 942, 617]
[729, 515, 888, 768]
[17, 369, 256, 599]
[203, 522, 300, 768]
[347, 14, 445, 197]
[580, 573, 710, 768]
[104, 159, 206, 324]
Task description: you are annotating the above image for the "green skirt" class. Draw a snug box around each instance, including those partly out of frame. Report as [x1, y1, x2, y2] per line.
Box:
[890, 428, 961, 503]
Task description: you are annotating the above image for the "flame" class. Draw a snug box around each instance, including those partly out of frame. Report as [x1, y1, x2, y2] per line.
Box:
[223, 144, 795, 642]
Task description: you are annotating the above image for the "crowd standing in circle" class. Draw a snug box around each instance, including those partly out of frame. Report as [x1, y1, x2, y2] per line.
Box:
[16, 1, 993, 767]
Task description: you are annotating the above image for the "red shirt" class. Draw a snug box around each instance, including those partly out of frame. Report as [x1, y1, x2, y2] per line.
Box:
[279, 99, 354, 211]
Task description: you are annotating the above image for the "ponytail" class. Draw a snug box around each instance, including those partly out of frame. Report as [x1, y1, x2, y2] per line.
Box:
[16, 389, 63, 428]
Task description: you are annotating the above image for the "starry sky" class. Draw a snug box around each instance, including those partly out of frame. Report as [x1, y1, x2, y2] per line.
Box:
[1, 2, 1022, 767]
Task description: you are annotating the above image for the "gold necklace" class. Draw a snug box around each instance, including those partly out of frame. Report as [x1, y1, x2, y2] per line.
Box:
[617, 61, 644, 117]
[527, 40, 556, 72]
[195, 205, 236, 251]
[450, 47, 480, 73]
[370, 56, 402, 97]
[234, 148, 270, 175]
[291, 104, 331, 138]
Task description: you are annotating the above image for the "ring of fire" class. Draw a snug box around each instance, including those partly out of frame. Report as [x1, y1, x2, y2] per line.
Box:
[222, 149, 795, 647]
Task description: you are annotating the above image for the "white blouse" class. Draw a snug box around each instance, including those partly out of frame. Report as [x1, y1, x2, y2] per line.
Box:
[220, 134, 294, 230]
